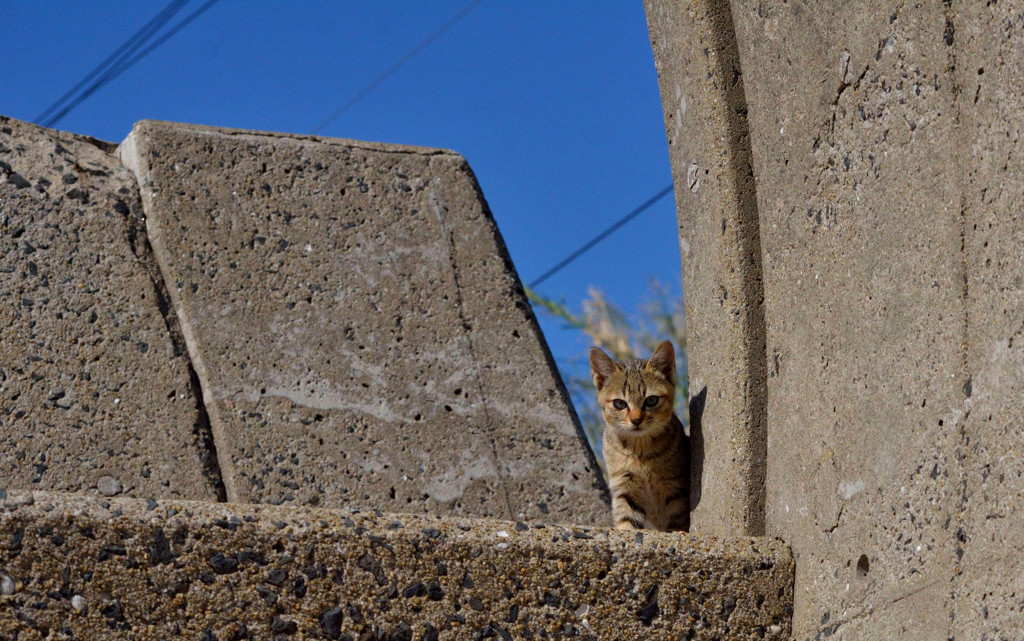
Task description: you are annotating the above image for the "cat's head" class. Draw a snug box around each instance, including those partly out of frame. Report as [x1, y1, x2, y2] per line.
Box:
[589, 341, 676, 436]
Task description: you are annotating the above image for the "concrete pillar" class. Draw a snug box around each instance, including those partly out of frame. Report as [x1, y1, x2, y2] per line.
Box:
[644, 0, 768, 538]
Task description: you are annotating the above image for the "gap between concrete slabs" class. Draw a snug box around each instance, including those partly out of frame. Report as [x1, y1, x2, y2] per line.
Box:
[118, 129, 238, 503]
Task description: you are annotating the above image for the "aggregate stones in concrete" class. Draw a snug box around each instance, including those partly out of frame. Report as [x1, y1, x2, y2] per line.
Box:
[0, 490, 794, 640]
[0, 115, 222, 501]
[118, 121, 607, 524]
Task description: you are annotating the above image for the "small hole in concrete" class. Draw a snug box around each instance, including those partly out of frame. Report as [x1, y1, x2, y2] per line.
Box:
[856, 554, 870, 577]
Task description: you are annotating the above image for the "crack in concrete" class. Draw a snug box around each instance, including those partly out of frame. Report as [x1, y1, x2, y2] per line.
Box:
[807, 579, 941, 640]
[451, 160, 609, 506]
[831, 59, 870, 109]
[119, 190, 228, 503]
[945, 3, 973, 637]
[825, 502, 845, 534]
[118, 132, 240, 503]
[427, 179, 515, 520]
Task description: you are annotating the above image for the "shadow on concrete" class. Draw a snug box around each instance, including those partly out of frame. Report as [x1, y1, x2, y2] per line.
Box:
[688, 386, 707, 514]
[707, 0, 768, 536]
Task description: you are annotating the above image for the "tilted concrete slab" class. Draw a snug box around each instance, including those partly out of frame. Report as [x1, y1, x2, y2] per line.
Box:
[0, 115, 222, 501]
[0, 491, 793, 640]
[119, 121, 607, 525]
[644, 0, 768, 537]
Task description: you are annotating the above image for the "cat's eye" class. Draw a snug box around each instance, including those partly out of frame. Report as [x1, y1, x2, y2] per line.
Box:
[612, 399, 627, 410]
[643, 396, 660, 408]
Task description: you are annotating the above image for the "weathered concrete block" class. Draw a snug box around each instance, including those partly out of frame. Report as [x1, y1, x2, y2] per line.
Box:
[649, 2, 1024, 637]
[722, 1, 1024, 638]
[0, 115, 222, 501]
[0, 491, 794, 640]
[644, 0, 767, 537]
[730, 2, 965, 638]
[119, 121, 607, 524]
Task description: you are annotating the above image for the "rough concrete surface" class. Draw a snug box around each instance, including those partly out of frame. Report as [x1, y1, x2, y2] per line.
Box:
[0, 115, 222, 501]
[953, 3, 1024, 638]
[705, 1, 1024, 639]
[119, 121, 607, 524]
[730, 1, 965, 639]
[0, 491, 794, 640]
[644, 0, 768, 538]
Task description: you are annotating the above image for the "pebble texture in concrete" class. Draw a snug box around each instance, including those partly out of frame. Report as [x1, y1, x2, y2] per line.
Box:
[119, 121, 607, 525]
[644, 0, 767, 537]
[0, 491, 793, 640]
[0, 115, 222, 501]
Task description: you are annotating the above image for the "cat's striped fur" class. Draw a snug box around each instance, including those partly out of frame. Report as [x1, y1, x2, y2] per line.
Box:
[590, 341, 690, 532]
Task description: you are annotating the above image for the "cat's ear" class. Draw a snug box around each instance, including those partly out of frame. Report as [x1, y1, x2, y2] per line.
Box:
[589, 347, 616, 391]
[646, 340, 675, 382]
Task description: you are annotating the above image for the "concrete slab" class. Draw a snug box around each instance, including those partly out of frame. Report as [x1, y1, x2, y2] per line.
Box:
[0, 490, 794, 640]
[644, 0, 768, 537]
[0, 115, 222, 501]
[730, 2, 965, 638]
[119, 121, 607, 525]
[648, 2, 1024, 637]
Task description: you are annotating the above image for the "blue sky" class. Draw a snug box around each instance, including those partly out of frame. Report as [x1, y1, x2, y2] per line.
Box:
[2, 1, 681, 391]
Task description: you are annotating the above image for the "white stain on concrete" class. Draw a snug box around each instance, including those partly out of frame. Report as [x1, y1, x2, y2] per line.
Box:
[838, 480, 865, 500]
[420, 450, 498, 503]
[687, 161, 701, 192]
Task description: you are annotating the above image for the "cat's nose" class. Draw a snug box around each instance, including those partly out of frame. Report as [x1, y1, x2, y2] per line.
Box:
[631, 416, 643, 426]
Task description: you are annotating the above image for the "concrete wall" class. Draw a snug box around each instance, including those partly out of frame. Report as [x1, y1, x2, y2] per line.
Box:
[0, 491, 794, 640]
[0, 116, 801, 638]
[647, 2, 1024, 639]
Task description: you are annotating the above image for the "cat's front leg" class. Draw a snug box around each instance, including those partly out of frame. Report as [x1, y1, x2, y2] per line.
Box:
[611, 491, 647, 530]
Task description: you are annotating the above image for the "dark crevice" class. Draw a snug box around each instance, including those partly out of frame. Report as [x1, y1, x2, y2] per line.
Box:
[688, 387, 707, 514]
[945, 0, 971, 632]
[77, 135, 119, 155]
[714, 0, 767, 536]
[121, 199, 228, 502]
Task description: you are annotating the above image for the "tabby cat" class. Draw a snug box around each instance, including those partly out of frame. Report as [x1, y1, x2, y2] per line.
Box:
[590, 341, 689, 532]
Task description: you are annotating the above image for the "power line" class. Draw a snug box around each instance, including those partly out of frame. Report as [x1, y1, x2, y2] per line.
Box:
[39, 0, 223, 128]
[36, 0, 188, 126]
[311, 0, 485, 135]
[103, 0, 223, 87]
[528, 183, 675, 289]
